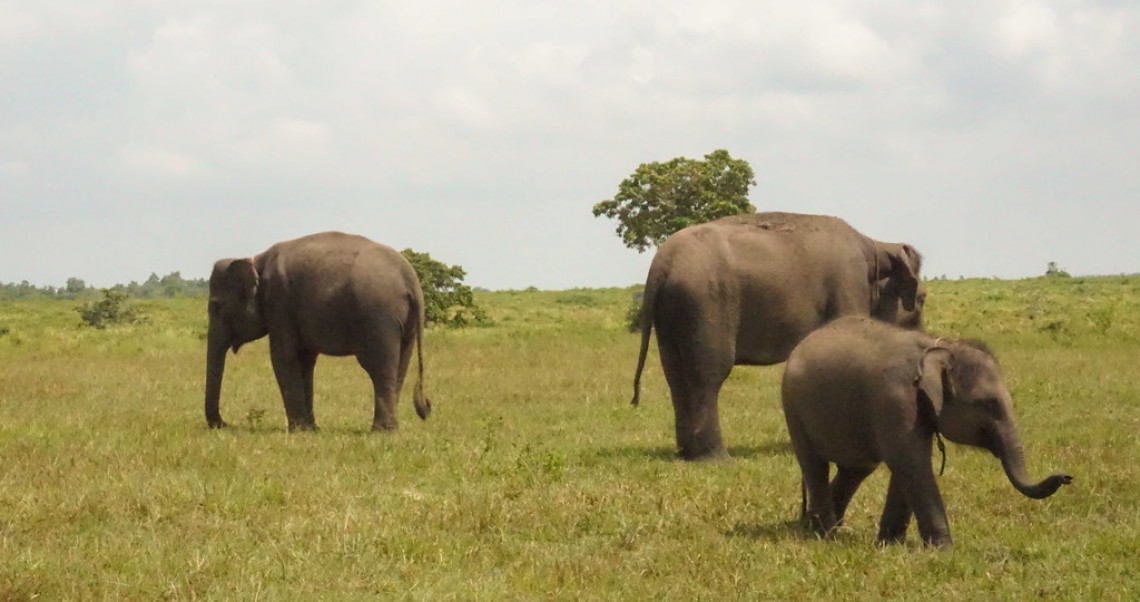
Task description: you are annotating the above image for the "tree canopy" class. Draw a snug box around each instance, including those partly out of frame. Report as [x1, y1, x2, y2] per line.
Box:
[400, 249, 489, 328]
[592, 149, 756, 252]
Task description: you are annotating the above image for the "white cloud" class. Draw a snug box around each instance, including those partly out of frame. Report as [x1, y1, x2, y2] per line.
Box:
[121, 143, 203, 178]
[0, 160, 30, 177]
[1, 0, 1139, 287]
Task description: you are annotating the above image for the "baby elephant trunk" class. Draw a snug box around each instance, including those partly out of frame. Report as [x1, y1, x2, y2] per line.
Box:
[997, 429, 1073, 499]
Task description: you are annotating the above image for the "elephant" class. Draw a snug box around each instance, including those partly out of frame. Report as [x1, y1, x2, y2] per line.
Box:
[630, 212, 925, 460]
[204, 231, 431, 432]
[781, 316, 1072, 548]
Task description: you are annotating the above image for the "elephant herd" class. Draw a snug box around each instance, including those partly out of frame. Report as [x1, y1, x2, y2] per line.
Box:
[204, 212, 1071, 549]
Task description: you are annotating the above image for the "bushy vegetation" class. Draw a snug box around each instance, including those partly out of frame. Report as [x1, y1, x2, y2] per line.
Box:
[76, 289, 149, 329]
[400, 248, 489, 328]
[0, 271, 208, 301]
[0, 277, 1137, 599]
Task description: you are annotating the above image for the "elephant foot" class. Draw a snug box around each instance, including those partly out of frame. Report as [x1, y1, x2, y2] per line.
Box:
[371, 422, 399, 432]
[678, 444, 731, 462]
[921, 533, 953, 550]
[207, 418, 228, 429]
[805, 510, 839, 539]
[876, 531, 907, 546]
[288, 422, 319, 433]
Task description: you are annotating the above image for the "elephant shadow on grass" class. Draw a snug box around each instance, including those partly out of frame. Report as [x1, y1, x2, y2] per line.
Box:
[727, 518, 873, 545]
[596, 439, 793, 462]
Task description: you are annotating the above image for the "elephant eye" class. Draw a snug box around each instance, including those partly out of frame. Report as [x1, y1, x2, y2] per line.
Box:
[981, 397, 1004, 418]
[208, 300, 221, 316]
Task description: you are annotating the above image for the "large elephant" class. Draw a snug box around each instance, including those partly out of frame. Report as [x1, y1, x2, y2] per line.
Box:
[204, 231, 431, 431]
[630, 212, 925, 460]
[781, 316, 1072, 548]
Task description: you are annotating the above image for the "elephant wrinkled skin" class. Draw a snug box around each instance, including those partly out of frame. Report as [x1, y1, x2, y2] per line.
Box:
[631, 212, 925, 460]
[781, 316, 1072, 548]
[204, 232, 431, 432]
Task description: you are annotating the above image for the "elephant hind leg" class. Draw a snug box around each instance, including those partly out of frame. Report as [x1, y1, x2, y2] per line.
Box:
[784, 412, 837, 536]
[660, 339, 733, 460]
[299, 349, 318, 427]
[357, 333, 403, 432]
[830, 465, 876, 527]
[800, 458, 836, 537]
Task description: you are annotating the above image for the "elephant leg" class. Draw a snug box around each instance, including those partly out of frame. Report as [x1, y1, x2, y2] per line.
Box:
[357, 330, 403, 432]
[800, 458, 836, 537]
[885, 453, 952, 548]
[876, 472, 913, 545]
[830, 465, 876, 527]
[785, 417, 836, 536]
[270, 338, 317, 431]
[658, 336, 732, 461]
[299, 349, 318, 427]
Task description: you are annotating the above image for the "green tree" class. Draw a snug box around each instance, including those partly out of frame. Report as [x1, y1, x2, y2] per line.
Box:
[400, 249, 489, 328]
[65, 277, 86, 295]
[592, 149, 756, 252]
[1045, 261, 1071, 278]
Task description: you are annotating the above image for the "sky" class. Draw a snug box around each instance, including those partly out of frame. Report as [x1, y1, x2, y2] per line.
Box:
[1, 1, 1137, 290]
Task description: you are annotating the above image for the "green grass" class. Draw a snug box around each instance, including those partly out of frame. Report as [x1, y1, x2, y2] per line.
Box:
[1, 277, 1137, 600]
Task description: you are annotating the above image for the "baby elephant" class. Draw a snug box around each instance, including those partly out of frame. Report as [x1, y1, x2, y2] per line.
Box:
[781, 316, 1072, 548]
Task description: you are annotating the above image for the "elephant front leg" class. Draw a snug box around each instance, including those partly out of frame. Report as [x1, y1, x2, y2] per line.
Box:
[876, 472, 913, 545]
[270, 343, 318, 432]
[883, 457, 952, 548]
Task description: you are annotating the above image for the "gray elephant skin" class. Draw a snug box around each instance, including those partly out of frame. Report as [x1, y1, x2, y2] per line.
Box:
[630, 212, 925, 460]
[204, 231, 431, 431]
[782, 316, 1072, 548]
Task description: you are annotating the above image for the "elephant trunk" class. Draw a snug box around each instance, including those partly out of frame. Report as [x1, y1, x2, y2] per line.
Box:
[204, 320, 229, 428]
[995, 425, 1072, 499]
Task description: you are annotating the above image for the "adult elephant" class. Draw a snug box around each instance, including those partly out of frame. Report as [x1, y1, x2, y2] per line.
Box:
[782, 316, 1072, 547]
[630, 212, 925, 460]
[204, 231, 431, 432]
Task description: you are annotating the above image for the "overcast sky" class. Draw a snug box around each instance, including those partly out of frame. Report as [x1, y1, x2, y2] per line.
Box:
[2, 1, 1137, 290]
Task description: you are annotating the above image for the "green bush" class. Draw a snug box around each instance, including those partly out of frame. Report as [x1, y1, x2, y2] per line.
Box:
[76, 289, 149, 329]
[400, 248, 490, 328]
[625, 298, 642, 333]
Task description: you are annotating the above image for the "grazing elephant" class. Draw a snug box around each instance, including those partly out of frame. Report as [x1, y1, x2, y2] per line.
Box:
[630, 212, 925, 460]
[781, 316, 1072, 548]
[204, 231, 431, 431]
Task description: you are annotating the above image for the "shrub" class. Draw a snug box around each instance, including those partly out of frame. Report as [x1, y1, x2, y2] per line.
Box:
[77, 289, 149, 329]
[625, 299, 642, 333]
[400, 249, 490, 328]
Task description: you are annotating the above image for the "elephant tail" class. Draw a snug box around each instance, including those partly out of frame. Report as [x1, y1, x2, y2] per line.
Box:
[411, 286, 431, 420]
[631, 265, 664, 407]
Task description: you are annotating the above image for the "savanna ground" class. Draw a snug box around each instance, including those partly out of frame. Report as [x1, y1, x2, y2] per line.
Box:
[1, 276, 1138, 600]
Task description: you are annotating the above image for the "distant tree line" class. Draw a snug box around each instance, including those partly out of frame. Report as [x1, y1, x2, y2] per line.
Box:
[0, 272, 209, 301]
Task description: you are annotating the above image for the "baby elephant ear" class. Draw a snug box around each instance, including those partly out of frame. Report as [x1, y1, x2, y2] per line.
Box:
[915, 347, 954, 418]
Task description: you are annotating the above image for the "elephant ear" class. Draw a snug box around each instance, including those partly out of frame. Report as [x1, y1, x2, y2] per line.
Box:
[915, 346, 954, 426]
[227, 258, 259, 305]
[882, 243, 922, 310]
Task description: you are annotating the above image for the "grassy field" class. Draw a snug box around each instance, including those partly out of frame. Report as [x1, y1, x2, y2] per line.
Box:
[1, 276, 1138, 600]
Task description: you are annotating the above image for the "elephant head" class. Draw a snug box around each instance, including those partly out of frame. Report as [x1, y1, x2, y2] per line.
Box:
[915, 341, 1073, 499]
[871, 242, 924, 329]
[204, 258, 268, 428]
